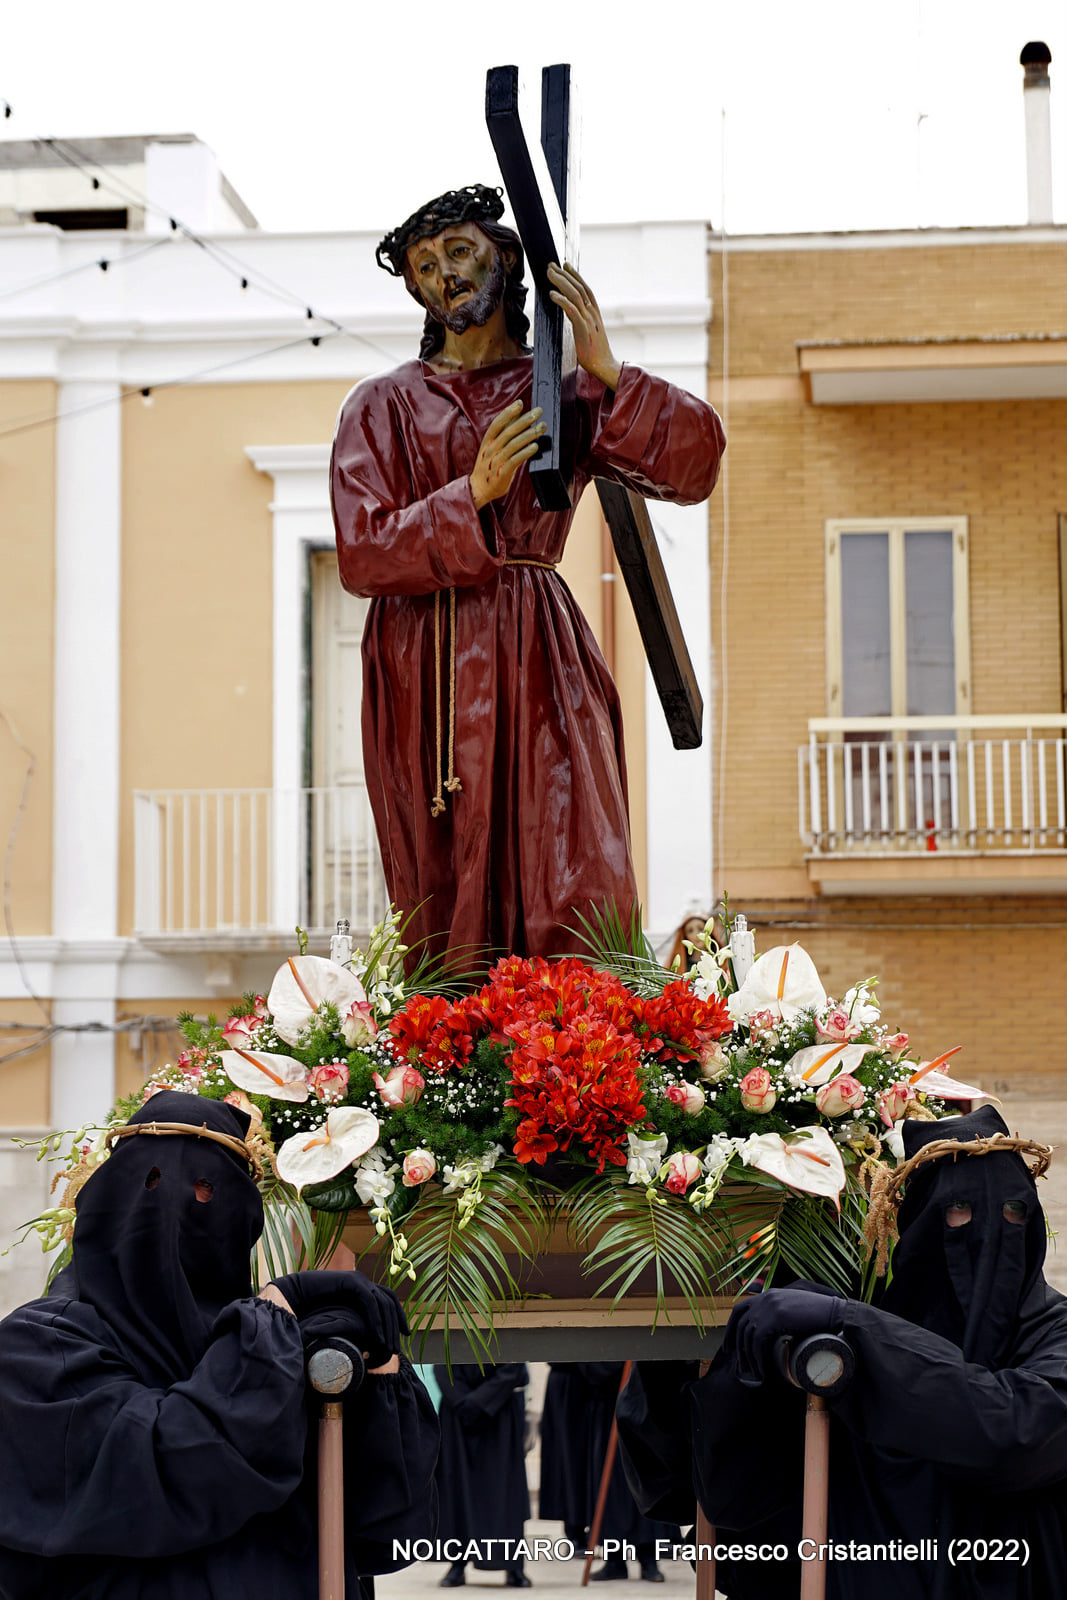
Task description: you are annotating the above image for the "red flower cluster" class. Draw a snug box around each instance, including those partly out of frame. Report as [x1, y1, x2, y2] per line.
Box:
[387, 956, 733, 1173]
[484, 958, 646, 1172]
[388, 994, 476, 1072]
[631, 980, 732, 1069]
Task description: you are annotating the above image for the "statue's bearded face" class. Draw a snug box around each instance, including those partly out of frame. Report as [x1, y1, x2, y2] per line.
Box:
[405, 221, 510, 334]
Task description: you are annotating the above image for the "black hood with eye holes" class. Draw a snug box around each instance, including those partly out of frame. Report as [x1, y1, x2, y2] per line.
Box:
[67, 1092, 264, 1386]
[880, 1104, 1048, 1368]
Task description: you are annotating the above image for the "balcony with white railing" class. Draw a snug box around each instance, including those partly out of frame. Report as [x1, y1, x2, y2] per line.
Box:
[798, 716, 1067, 894]
[133, 787, 390, 949]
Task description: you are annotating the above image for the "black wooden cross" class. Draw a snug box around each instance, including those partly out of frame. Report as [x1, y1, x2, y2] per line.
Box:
[485, 64, 703, 751]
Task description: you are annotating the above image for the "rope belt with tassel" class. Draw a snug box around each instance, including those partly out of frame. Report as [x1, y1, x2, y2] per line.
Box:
[429, 559, 559, 818]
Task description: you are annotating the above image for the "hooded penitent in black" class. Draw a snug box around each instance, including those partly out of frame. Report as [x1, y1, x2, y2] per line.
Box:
[0, 1092, 438, 1600]
[616, 1105, 1067, 1600]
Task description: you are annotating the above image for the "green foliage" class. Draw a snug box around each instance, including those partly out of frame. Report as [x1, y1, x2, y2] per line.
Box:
[396, 1162, 551, 1370]
[562, 1170, 726, 1331]
[567, 903, 671, 998]
[711, 1175, 867, 1298]
[254, 1177, 349, 1287]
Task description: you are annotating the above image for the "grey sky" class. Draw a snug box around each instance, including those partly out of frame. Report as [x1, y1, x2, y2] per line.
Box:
[4, 0, 1066, 236]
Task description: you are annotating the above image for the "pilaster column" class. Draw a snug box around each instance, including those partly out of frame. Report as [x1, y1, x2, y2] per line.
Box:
[51, 378, 122, 1128]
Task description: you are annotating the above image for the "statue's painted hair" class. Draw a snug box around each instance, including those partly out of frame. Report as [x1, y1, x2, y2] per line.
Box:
[376, 185, 530, 360]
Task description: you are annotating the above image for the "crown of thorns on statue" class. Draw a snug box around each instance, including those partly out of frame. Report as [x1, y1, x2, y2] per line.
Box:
[375, 185, 507, 276]
[862, 1131, 1053, 1278]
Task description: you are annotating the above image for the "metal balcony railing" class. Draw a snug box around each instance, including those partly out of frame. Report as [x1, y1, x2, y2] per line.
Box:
[133, 786, 389, 939]
[799, 716, 1067, 854]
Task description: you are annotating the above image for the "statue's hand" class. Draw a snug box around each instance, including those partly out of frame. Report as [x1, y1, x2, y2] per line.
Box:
[548, 263, 622, 391]
[470, 400, 545, 510]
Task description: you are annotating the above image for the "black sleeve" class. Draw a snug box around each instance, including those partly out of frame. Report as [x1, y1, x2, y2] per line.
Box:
[834, 1299, 1067, 1491]
[0, 1299, 307, 1560]
[342, 1358, 441, 1574]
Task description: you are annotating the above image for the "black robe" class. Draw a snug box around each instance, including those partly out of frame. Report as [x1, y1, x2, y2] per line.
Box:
[434, 1363, 529, 1569]
[539, 1363, 677, 1550]
[616, 1106, 1067, 1599]
[0, 1092, 439, 1600]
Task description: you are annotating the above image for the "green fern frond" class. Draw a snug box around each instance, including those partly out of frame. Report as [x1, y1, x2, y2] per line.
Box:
[712, 1183, 866, 1297]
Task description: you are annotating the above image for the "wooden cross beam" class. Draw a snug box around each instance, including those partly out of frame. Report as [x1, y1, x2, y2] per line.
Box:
[485, 63, 577, 512]
[485, 63, 704, 750]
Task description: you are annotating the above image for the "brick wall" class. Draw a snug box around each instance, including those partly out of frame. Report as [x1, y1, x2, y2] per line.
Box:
[737, 897, 1067, 1091]
[705, 235, 1067, 1087]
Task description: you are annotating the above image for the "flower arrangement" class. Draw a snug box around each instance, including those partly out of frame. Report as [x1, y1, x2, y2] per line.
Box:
[24, 911, 983, 1356]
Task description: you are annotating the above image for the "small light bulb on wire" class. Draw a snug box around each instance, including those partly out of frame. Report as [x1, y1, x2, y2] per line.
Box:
[139, 388, 153, 408]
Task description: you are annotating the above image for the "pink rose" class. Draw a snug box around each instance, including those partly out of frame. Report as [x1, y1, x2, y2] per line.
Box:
[666, 1080, 706, 1115]
[815, 1073, 866, 1118]
[817, 1006, 862, 1044]
[341, 998, 379, 1048]
[739, 1066, 777, 1113]
[142, 1081, 168, 1102]
[401, 1148, 437, 1187]
[697, 1040, 729, 1082]
[876, 1080, 913, 1128]
[374, 1064, 425, 1108]
[883, 1032, 910, 1060]
[748, 1010, 779, 1045]
[253, 995, 269, 1018]
[309, 1062, 350, 1104]
[664, 1151, 703, 1195]
[223, 1089, 264, 1127]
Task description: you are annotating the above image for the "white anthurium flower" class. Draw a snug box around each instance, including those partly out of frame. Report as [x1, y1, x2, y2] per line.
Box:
[910, 1069, 991, 1102]
[908, 1047, 991, 1104]
[883, 1120, 906, 1162]
[267, 954, 373, 1047]
[783, 1041, 873, 1089]
[739, 1127, 847, 1206]
[224, 1047, 311, 1102]
[276, 1107, 381, 1194]
[726, 945, 827, 1027]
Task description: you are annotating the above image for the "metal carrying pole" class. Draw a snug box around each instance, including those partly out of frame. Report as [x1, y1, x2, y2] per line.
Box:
[308, 1339, 365, 1600]
[776, 1332, 855, 1600]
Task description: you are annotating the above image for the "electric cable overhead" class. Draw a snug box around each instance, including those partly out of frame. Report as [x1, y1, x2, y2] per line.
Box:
[31, 133, 397, 364]
[0, 333, 343, 441]
[0, 237, 174, 307]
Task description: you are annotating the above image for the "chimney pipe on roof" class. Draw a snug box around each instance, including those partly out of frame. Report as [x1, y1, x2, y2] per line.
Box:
[1021, 41, 1053, 225]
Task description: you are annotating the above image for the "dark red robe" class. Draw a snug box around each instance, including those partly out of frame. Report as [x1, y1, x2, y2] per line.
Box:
[330, 355, 724, 963]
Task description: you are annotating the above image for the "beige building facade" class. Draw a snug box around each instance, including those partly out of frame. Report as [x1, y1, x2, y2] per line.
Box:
[0, 138, 714, 1309]
[709, 228, 1067, 1093]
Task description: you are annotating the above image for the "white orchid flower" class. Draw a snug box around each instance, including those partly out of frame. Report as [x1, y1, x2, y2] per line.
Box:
[726, 944, 827, 1027]
[267, 954, 374, 1047]
[843, 982, 880, 1026]
[355, 1149, 400, 1206]
[782, 1041, 873, 1089]
[739, 1126, 846, 1206]
[275, 1106, 381, 1193]
[626, 1131, 669, 1187]
[224, 1047, 311, 1102]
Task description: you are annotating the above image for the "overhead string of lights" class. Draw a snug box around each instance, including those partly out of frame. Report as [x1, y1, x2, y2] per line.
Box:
[0, 106, 404, 438]
[35, 132, 398, 360]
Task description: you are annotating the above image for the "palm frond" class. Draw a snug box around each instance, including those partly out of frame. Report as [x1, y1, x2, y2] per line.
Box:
[561, 1171, 727, 1331]
[712, 1182, 866, 1297]
[399, 1163, 551, 1371]
[565, 902, 671, 996]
